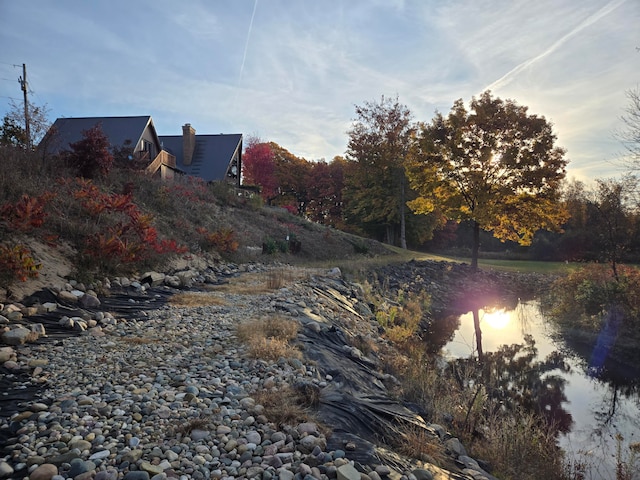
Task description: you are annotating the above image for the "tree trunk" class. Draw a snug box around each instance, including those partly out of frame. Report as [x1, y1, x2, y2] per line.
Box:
[472, 308, 484, 363]
[471, 220, 480, 271]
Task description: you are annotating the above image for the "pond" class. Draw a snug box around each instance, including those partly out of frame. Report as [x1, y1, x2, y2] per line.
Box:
[437, 301, 640, 479]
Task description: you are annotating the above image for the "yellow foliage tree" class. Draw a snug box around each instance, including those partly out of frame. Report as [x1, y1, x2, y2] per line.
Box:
[406, 91, 569, 269]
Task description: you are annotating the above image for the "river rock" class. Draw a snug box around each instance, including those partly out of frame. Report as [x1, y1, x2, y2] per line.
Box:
[0, 462, 13, 478]
[337, 463, 360, 480]
[29, 463, 58, 480]
[0, 346, 14, 362]
[2, 326, 34, 345]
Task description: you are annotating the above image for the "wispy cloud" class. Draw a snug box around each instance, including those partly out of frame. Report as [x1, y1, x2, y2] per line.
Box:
[484, 0, 627, 92]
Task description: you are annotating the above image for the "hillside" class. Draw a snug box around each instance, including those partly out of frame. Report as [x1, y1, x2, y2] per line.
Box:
[0, 146, 394, 302]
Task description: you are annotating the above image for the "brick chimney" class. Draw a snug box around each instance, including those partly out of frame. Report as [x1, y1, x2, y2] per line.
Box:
[182, 123, 196, 166]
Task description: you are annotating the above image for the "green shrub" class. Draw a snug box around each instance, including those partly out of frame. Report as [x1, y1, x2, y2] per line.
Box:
[262, 237, 289, 255]
[543, 264, 640, 331]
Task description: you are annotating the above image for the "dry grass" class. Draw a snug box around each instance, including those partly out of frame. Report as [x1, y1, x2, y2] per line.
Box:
[174, 416, 212, 436]
[169, 291, 227, 307]
[236, 315, 301, 361]
[205, 267, 310, 295]
[394, 425, 447, 466]
[253, 384, 323, 428]
[470, 410, 567, 480]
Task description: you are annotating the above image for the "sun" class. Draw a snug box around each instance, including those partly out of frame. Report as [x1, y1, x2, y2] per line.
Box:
[483, 309, 511, 330]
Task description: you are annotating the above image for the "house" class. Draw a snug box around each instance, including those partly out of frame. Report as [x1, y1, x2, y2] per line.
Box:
[159, 124, 242, 186]
[41, 116, 242, 185]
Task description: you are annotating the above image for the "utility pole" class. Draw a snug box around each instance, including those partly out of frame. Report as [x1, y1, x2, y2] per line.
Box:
[18, 63, 30, 148]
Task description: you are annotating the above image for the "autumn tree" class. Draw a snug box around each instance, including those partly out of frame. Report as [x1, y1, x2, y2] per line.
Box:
[306, 156, 346, 227]
[407, 91, 568, 270]
[65, 124, 114, 178]
[242, 138, 278, 202]
[343, 96, 416, 248]
[270, 142, 312, 214]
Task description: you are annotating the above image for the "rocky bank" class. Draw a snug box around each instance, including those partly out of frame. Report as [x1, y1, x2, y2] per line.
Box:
[0, 259, 525, 480]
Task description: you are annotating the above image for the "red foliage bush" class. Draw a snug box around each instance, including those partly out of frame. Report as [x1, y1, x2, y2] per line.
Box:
[68, 179, 187, 272]
[0, 192, 55, 232]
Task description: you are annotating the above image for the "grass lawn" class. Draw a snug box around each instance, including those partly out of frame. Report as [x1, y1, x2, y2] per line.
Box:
[383, 247, 578, 275]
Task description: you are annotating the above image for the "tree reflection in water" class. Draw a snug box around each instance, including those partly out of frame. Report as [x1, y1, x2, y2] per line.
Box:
[428, 297, 574, 434]
[451, 333, 573, 433]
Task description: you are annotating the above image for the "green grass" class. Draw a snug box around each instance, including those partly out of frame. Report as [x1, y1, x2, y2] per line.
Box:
[471, 258, 576, 274]
[301, 246, 579, 277]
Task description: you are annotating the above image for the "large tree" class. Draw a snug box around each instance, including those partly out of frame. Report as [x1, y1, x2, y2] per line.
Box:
[590, 175, 638, 279]
[407, 91, 568, 270]
[270, 142, 312, 214]
[343, 96, 415, 248]
[241, 138, 278, 203]
[306, 157, 346, 227]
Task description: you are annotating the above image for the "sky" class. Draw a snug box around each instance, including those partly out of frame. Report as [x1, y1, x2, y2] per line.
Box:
[1, 0, 638, 183]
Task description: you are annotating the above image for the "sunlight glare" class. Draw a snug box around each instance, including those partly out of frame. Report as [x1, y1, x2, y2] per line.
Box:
[483, 309, 511, 330]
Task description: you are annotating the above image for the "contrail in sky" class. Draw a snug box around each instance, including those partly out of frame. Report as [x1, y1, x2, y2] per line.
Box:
[239, 0, 258, 84]
[485, 0, 626, 92]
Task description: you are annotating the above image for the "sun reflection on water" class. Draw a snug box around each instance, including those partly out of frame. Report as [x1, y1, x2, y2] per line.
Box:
[482, 309, 511, 330]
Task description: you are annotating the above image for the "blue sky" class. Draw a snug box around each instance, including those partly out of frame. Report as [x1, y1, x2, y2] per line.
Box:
[1, 0, 638, 182]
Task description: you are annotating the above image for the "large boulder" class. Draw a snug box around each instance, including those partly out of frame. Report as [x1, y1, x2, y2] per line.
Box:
[2, 327, 38, 345]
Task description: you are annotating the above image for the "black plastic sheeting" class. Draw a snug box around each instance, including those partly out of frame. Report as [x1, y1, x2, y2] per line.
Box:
[0, 286, 175, 414]
[291, 280, 467, 475]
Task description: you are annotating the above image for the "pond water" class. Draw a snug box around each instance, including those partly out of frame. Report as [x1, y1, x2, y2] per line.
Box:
[438, 301, 640, 479]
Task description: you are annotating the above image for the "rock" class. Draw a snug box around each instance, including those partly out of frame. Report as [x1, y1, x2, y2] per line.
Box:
[411, 469, 433, 480]
[141, 271, 165, 286]
[176, 270, 196, 287]
[337, 463, 361, 480]
[298, 434, 326, 453]
[0, 461, 14, 478]
[164, 275, 181, 288]
[122, 472, 150, 480]
[95, 469, 119, 480]
[444, 437, 467, 457]
[29, 463, 58, 480]
[245, 431, 261, 444]
[297, 422, 319, 435]
[67, 459, 96, 478]
[37, 302, 58, 313]
[30, 323, 46, 338]
[0, 346, 14, 362]
[2, 327, 35, 345]
[6, 310, 23, 321]
[122, 449, 143, 463]
[57, 290, 79, 303]
[79, 293, 101, 308]
[277, 468, 295, 480]
[89, 450, 111, 461]
[140, 461, 163, 476]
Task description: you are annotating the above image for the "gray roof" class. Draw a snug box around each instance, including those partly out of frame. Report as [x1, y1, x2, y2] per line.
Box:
[159, 134, 243, 182]
[44, 116, 156, 153]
